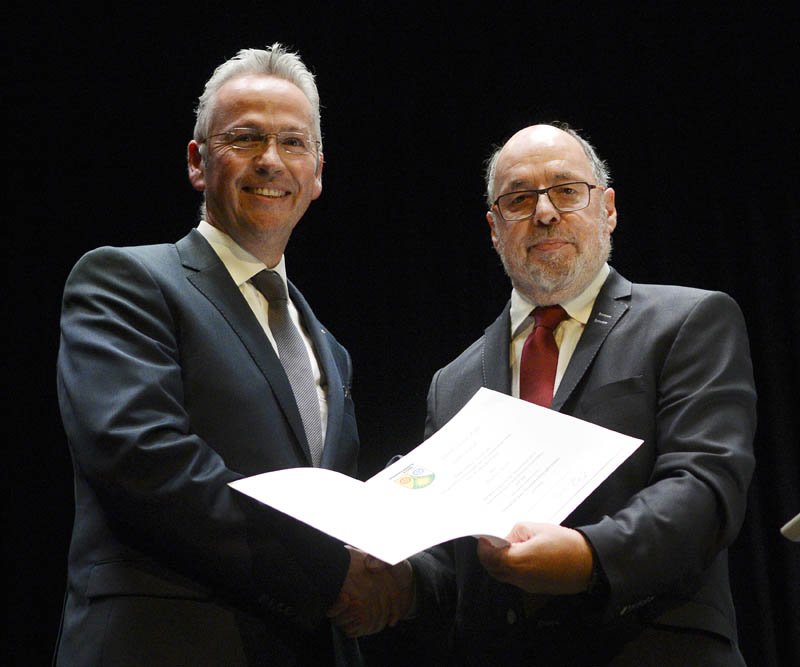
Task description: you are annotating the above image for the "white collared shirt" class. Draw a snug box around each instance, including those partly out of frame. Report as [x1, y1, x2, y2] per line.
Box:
[197, 220, 328, 443]
[509, 264, 610, 400]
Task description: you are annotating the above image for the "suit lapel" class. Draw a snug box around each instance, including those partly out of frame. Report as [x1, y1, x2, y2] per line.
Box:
[287, 281, 348, 471]
[482, 303, 513, 393]
[551, 269, 631, 412]
[176, 230, 312, 463]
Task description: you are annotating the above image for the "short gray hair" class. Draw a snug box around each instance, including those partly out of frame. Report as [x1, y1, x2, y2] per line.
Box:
[484, 122, 611, 206]
[193, 43, 322, 151]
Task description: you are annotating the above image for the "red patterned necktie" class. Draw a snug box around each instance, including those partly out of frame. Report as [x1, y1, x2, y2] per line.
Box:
[519, 305, 568, 407]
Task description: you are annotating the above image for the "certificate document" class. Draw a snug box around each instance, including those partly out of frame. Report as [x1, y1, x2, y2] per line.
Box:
[230, 388, 642, 564]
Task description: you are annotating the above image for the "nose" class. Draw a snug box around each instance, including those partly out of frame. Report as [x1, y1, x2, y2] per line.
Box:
[532, 192, 561, 226]
[253, 136, 285, 172]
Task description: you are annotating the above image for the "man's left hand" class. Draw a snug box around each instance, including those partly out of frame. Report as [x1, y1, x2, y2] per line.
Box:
[477, 522, 593, 595]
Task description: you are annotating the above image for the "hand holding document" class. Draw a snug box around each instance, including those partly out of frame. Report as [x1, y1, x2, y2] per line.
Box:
[230, 388, 643, 565]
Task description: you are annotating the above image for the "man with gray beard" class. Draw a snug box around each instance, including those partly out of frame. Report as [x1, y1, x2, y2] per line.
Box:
[373, 123, 756, 665]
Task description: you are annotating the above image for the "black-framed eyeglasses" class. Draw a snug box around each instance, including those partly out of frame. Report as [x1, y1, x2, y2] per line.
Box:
[200, 128, 320, 156]
[492, 182, 605, 220]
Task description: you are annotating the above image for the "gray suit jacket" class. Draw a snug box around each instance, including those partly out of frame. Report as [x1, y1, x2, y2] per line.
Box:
[412, 268, 756, 665]
[55, 229, 361, 665]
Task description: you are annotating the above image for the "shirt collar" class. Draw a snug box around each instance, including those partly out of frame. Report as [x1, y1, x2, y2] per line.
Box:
[510, 263, 611, 338]
[197, 220, 288, 287]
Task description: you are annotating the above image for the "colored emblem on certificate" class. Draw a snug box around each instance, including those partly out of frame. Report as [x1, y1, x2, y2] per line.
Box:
[392, 464, 435, 489]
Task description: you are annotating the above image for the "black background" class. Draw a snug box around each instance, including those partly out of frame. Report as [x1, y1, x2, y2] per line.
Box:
[8, 3, 799, 665]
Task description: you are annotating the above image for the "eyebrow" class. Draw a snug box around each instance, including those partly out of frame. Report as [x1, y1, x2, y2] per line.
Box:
[225, 123, 311, 134]
[505, 172, 583, 191]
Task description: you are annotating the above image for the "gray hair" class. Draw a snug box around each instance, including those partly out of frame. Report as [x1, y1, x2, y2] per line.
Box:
[484, 122, 611, 206]
[193, 43, 322, 152]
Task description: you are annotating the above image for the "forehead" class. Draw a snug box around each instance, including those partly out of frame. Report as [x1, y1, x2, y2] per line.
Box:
[212, 74, 313, 128]
[495, 126, 592, 189]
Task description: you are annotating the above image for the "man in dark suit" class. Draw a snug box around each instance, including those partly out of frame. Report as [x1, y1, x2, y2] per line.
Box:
[403, 123, 757, 665]
[54, 44, 400, 666]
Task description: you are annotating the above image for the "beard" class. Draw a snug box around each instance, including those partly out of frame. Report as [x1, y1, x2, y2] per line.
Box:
[495, 209, 612, 305]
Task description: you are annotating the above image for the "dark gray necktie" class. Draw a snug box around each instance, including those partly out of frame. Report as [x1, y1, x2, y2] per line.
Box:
[251, 270, 323, 466]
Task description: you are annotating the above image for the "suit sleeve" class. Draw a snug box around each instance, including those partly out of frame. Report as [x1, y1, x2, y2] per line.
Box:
[57, 247, 349, 626]
[579, 290, 756, 616]
[404, 369, 459, 626]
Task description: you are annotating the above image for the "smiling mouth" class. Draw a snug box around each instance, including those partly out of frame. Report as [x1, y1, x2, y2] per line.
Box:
[246, 187, 289, 198]
[531, 240, 569, 251]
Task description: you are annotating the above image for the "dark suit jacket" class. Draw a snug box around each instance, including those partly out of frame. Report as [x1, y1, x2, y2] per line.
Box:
[54, 230, 361, 665]
[411, 269, 756, 666]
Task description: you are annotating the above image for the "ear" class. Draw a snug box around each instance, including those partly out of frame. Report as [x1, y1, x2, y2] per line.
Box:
[187, 140, 206, 192]
[486, 209, 500, 248]
[311, 151, 324, 200]
[603, 187, 617, 233]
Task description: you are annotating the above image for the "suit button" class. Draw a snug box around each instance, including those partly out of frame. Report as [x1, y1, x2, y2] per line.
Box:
[506, 608, 517, 625]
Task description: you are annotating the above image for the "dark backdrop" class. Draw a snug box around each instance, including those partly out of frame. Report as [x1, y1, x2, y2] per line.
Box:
[8, 3, 798, 665]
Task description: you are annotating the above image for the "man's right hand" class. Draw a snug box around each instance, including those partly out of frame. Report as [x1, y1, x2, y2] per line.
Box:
[327, 546, 414, 637]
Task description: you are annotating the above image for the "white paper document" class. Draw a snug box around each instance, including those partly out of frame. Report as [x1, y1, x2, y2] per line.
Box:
[229, 388, 642, 564]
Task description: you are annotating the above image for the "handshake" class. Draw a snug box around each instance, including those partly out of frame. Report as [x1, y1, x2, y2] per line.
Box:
[325, 523, 595, 637]
[327, 546, 415, 638]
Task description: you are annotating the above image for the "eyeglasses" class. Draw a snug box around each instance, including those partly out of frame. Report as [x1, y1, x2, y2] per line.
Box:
[200, 128, 320, 156]
[492, 182, 605, 220]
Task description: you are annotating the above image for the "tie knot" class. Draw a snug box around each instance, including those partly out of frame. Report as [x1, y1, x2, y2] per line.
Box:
[533, 305, 568, 331]
[251, 270, 287, 302]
